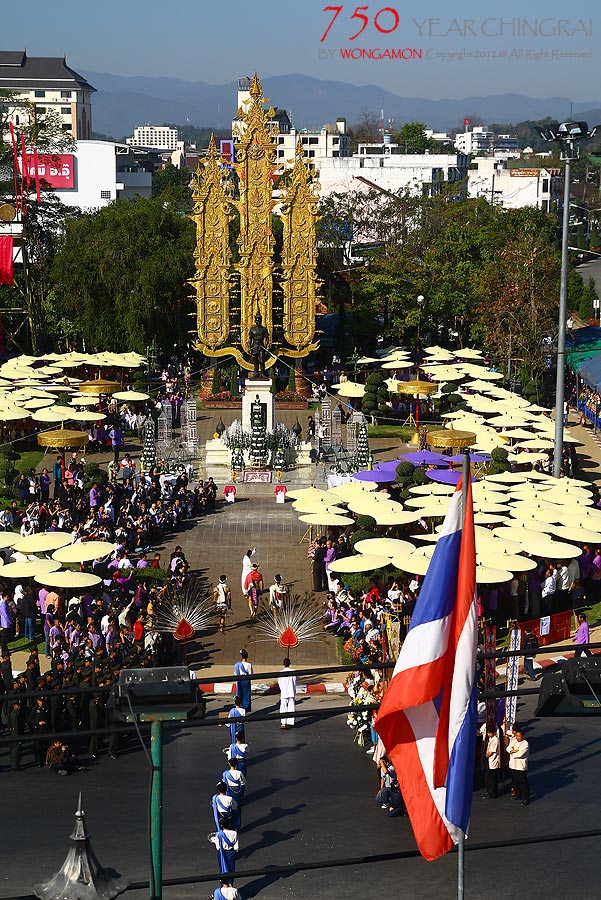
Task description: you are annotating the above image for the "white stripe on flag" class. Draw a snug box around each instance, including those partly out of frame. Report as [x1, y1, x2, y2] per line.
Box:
[447, 599, 478, 753]
[438, 491, 462, 538]
[393, 613, 452, 675]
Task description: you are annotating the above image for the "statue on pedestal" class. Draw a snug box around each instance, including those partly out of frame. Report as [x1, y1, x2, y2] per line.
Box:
[248, 312, 269, 379]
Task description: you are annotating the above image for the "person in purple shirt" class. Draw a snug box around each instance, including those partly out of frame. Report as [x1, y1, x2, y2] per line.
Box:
[574, 613, 593, 657]
[324, 539, 337, 591]
[89, 483, 100, 509]
[0, 592, 14, 648]
[137, 553, 150, 568]
[39, 468, 51, 503]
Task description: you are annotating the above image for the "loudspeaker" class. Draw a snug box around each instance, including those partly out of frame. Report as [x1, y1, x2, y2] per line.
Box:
[111, 666, 205, 718]
[535, 658, 601, 716]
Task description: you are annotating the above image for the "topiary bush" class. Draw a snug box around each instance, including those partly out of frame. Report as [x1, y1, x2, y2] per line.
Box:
[84, 461, 109, 492]
[486, 446, 511, 475]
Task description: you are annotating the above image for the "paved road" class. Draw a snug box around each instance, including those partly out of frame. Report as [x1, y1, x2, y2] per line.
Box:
[2, 692, 601, 900]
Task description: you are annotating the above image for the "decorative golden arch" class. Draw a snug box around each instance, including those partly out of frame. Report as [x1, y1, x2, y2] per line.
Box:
[189, 73, 320, 370]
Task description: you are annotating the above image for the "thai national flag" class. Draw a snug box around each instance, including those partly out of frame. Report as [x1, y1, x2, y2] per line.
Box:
[375, 476, 478, 861]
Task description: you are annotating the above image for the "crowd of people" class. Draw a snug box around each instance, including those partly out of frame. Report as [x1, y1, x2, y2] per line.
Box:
[0, 424, 225, 772]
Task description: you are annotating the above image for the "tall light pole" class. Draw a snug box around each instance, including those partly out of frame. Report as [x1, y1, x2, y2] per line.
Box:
[536, 122, 597, 478]
[416, 294, 425, 349]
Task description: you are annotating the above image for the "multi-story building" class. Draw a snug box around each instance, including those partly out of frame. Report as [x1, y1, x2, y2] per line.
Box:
[455, 125, 519, 156]
[318, 149, 469, 199]
[468, 158, 562, 211]
[0, 49, 94, 140]
[233, 76, 350, 169]
[127, 125, 180, 151]
[50, 141, 153, 211]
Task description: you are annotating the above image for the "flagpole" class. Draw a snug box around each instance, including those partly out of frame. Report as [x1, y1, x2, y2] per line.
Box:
[458, 448, 470, 900]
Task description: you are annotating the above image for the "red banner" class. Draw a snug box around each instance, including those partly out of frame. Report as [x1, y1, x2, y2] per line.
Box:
[519, 610, 572, 646]
[0, 237, 14, 285]
[22, 154, 75, 189]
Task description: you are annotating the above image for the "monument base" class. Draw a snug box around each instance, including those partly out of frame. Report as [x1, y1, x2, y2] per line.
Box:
[242, 379, 274, 433]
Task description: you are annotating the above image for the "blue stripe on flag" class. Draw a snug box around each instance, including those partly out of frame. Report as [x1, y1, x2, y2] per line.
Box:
[409, 531, 462, 630]
[444, 681, 477, 832]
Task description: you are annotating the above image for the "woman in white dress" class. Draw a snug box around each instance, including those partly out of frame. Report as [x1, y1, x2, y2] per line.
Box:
[241, 549, 256, 595]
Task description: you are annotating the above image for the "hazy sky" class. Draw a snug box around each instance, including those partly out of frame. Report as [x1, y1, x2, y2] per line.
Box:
[3, 0, 599, 100]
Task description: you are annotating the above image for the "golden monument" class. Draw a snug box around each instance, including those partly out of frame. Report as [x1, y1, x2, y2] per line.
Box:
[190, 73, 320, 374]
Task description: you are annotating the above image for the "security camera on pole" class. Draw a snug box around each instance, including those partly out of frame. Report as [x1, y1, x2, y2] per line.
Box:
[536, 121, 598, 478]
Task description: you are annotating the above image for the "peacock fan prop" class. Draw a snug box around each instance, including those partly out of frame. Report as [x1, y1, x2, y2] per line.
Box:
[257, 594, 324, 651]
[153, 579, 215, 642]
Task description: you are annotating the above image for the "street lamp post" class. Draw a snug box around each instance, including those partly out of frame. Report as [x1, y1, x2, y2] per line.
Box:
[536, 121, 598, 478]
[416, 294, 425, 349]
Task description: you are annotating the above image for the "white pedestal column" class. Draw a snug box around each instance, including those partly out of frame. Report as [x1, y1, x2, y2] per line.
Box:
[242, 379, 275, 433]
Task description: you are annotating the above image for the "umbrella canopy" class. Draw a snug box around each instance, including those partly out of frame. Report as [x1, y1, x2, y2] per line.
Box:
[560, 511, 601, 530]
[34, 571, 102, 589]
[68, 410, 107, 423]
[353, 537, 416, 556]
[22, 397, 56, 410]
[371, 508, 424, 526]
[475, 565, 513, 584]
[0, 535, 17, 551]
[354, 468, 398, 483]
[501, 428, 536, 441]
[326, 482, 378, 501]
[292, 499, 346, 514]
[493, 526, 552, 548]
[380, 359, 414, 370]
[428, 429, 476, 450]
[357, 356, 380, 364]
[69, 395, 101, 406]
[485, 472, 529, 485]
[280, 487, 329, 501]
[0, 558, 61, 578]
[474, 512, 509, 526]
[113, 391, 150, 401]
[328, 554, 391, 574]
[508, 510, 559, 530]
[421, 365, 465, 382]
[52, 541, 117, 563]
[550, 525, 601, 544]
[0, 408, 31, 421]
[334, 381, 366, 399]
[453, 348, 484, 359]
[426, 469, 477, 486]
[298, 513, 355, 526]
[79, 378, 122, 395]
[408, 483, 455, 495]
[396, 379, 438, 397]
[31, 407, 67, 423]
[37, 428, 88, 450]
[527, 539, 582, 560]
[389, 549, 431, 576]
[476, 548, 537, 572]
[346, 494, 399, 515]
[401, 450, 449, 466]
[12, 531, 73, 553]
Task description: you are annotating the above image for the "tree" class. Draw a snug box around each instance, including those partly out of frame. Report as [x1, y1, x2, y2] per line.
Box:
[152, 164, 193, 212]
[350, 110, 381, 149]
[48, 196, 195, 353]
[579, 278, 598, 322]
[394, 121, 438, 154]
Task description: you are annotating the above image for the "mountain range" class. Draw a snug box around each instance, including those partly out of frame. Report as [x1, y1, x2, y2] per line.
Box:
[83, 70, 601, 139]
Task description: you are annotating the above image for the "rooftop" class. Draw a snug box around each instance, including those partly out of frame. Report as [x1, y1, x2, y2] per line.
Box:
[0, 50, 95, 92]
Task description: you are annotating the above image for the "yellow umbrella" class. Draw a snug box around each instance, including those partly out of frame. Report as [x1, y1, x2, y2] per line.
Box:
[0, 408, 31, 421]
[326, 482, 378, 501]
[549, 525, 601, 544]
[354, 538, 416, 556]
[372, 508, 424, 526]
[421, 366, 465, 382]
[285, 487, 330, 501]
[527, 539, 582, 559]
[346, 495, 398, 515]
[380, 359, 414, 370]
[485, 472, 528, 485]
[113, 391, 150, 401]
[428, 429, 476, 450]
[0, 558, 61, 578]
[516, 438, 554, 450]
[292, 499, 346, 514]
[405, 495, 452, 511]
[68, 410, 108, 423]
[0, 535, 17, 551]
[69, 395, 100, 406]
[494, 525, 552, 547]
[508, 509, 560, 529]
[34, 570, 102, 589]
[475, 565, 513, 584]
[52, 541, 116, 563]
[79, 378, 121, 395]
[31, 408, 68, 423]
[474, 512, 510, 526]
[476, 548, 537, 572]
[502, 428, 536, 440]
[408, 483, 455, 496]
[299, 513, 355, 526]
[335, 382, 365, 399]
[37, 429, 88, 450]
[453, 348, 484, 360]
[389, 549, 431, 576]
[328, 554, 391, 574]
[12, 531, 73, 553]
[559, 510, 601, 530]
[475, 531, 524, 555]
[22, 397, 56, 410]
[396, 379, 438, 397]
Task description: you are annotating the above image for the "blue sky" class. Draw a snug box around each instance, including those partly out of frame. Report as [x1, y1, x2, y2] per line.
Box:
[3, 0, 599, 100]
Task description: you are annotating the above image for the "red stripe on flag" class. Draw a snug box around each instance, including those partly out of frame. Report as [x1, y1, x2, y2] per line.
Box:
[433, 476, 476, 788]
[378, 655, 447, 717]
[382, 709, 454, 861]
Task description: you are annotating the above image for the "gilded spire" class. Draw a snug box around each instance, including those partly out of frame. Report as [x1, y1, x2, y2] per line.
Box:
[249, 72, 262, 99]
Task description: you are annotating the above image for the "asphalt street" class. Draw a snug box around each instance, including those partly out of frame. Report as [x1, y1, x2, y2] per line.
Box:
[2, 690, 601, 900]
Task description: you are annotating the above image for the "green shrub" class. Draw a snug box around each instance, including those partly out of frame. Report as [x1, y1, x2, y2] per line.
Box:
[355, 514, 377, 530]
[396, 461, 415, 479]
[491, 447, 509, 462]
[411, 467, 427, 485]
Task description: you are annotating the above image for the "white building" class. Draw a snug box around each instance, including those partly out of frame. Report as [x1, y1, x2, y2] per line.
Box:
[233, 76, 350, 168]
[127, 125, 180, 151]
[0, 49, 94, 140]
[468, 158, 562, 211]
[455, 126, 519, 156]
[318, 149, 469, 200]
[52, 141, 152, 211]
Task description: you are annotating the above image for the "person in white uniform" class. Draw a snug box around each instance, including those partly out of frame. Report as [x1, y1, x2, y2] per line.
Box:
[278, 657, 297, 729]
[240, 548, 256, 595]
